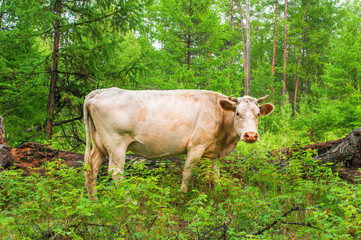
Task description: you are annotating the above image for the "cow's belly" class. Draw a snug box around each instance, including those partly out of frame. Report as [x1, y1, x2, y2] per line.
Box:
[127, 122, 191, 159]
[128, 141, 187, 159]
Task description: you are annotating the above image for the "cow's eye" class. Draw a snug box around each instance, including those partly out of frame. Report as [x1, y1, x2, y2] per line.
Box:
[236, 112, 240, 117]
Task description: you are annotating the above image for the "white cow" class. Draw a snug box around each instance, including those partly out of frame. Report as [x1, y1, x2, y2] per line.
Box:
[83, 88, 274, 199]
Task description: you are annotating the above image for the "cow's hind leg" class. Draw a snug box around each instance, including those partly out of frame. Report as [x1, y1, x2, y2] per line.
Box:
[84, 145, 105, 200]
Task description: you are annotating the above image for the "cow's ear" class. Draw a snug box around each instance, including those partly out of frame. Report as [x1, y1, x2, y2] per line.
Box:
[219, 99, 236, 112]
[259, 103, 274, 116]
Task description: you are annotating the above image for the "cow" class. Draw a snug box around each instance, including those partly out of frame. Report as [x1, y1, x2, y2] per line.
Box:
[83, 88, 274, 199]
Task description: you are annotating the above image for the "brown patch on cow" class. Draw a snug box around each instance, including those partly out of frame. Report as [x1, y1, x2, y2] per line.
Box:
[161, 112, 171, 121]
[137, 108, 149, 122]
[171, 123, 178, 132]
[171, 120, 189, 132]
[193, 127, 209, 143]
[204, 143, 217, 158]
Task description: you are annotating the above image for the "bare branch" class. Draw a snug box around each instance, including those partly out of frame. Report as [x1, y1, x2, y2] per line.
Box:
[24, 116, 82, 133]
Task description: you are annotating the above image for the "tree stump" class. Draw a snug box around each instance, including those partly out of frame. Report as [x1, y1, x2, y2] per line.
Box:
[0, 116, 15, 170]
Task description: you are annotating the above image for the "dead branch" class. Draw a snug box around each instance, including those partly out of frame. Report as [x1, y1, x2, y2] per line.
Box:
[24, 116, 82, 133]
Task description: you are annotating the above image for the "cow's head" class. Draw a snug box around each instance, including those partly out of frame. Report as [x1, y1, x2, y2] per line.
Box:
[219, 95, 274, 143]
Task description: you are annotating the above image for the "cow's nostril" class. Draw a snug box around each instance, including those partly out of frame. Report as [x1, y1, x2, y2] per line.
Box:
[244, 132, 258, 142]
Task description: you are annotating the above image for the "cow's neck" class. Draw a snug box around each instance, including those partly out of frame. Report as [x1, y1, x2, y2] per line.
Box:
[216, 110, 239, 157]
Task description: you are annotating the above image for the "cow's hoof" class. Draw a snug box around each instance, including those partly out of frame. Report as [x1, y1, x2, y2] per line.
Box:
[180, 186, 188, 193]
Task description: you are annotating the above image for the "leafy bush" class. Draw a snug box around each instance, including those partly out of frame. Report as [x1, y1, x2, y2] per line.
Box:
[0, 143, 360, 239]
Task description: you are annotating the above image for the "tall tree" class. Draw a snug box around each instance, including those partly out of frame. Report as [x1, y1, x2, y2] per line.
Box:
[245, 0, 251, 95]
[187, 0, 192, 70]
[45, 0, 61, 140]
[282, 0, 288, 105]
[271, 0, 278, 77]
[0, 0, 3, 30]
[238, 0, 247, 94]
[229, 0, 235, 64]
[294, 2, 308, 115]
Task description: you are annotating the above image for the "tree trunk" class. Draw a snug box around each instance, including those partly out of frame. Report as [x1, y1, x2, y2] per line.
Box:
[305, 50, 309, 96]
[227, 1, 235, 79]
[294, 35, 305, 116]
[0, 116, 14, 169]
[205, 36, 210, 87]
[282, 0, 288, 106]
[181, 29, 184, 68]
[230, 0, 235, 36]
[187, 0, 192, 70]
[45, 0, 62, 139]
[294, 2, 308, 115]
[354, 3, 358, 87]
[238, 0, 247, 95]
[245, 0, 251, 95]
[0, 116, 8, 145]
[271, 0, 278, 77]
[229, 1, 235, 56]
[0, 0, 3, 31]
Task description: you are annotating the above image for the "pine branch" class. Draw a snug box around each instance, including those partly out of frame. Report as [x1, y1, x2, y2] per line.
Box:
[27, 8, 123, 38]
[63, 8, 122, 28]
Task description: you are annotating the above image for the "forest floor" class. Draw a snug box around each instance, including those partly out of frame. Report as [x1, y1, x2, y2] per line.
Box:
[8, 140, 361, 183]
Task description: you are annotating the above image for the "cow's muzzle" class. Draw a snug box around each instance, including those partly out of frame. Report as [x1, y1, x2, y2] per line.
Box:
[243, 131, 258, 143]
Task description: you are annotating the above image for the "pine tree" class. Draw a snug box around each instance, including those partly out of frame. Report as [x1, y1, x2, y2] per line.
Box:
[0, 0, 150, 147]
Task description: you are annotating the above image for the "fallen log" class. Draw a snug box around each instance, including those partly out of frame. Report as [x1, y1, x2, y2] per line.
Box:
[274, 127, 361, 182]
[315, 128, 361, 168]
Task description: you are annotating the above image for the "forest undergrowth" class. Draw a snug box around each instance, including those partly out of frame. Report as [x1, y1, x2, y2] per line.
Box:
[0, 125, 360, 239]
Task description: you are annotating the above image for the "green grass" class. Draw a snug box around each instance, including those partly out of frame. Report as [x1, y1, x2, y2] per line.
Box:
[0, 133, 360, 239]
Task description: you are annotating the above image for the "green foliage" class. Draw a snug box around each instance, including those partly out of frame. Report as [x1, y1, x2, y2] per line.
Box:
[1, 144, 360, 239]
[0, 0, 361, 238]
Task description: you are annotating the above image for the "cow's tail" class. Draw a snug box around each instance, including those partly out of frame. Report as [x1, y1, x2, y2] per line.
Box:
[83, 98, 91, 168]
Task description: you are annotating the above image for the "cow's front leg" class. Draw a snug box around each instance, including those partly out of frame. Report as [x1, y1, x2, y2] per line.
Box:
[108, 143, 128, 183]
[212, 161, 220, 179]
[181, 145, 206, 192]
